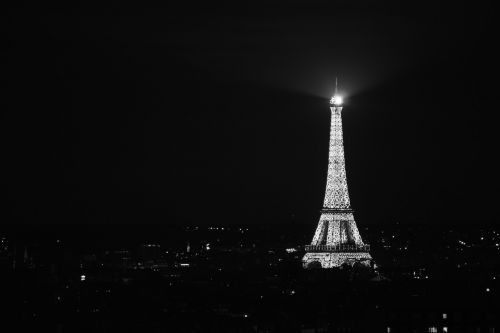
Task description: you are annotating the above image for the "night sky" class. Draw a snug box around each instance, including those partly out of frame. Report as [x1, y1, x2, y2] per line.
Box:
[3, 2, 498, 226]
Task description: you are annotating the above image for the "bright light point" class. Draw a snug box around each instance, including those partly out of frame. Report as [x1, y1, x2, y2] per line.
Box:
[80, 275, 86, 281]
[330, 95, 343, 106]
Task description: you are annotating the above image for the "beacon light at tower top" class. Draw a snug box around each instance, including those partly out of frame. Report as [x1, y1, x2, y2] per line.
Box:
[330, 95, 343, 106]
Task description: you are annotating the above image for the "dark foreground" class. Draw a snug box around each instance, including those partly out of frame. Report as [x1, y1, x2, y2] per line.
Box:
[1, 224, 499, 332]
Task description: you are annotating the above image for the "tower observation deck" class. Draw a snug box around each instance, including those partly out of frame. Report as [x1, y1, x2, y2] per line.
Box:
[303, 87, 372, 268]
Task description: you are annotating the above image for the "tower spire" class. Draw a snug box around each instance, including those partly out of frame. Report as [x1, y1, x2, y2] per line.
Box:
[330, 77, 343, 106]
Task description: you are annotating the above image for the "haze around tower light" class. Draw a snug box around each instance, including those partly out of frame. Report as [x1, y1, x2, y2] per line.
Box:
[330, 95, 343, 106]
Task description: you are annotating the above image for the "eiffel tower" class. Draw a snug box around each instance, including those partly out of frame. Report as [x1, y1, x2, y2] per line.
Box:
[303, 81, 372, 268]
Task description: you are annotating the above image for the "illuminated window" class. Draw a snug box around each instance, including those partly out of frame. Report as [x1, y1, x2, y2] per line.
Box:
[443, 327, 448, 333]
[442, 313, 447, 319]
[428, 328, 438, 333]
[386, 327, 391, 333]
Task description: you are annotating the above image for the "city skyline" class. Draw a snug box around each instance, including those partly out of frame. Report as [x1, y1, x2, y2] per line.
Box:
[2, 2, 499, 332]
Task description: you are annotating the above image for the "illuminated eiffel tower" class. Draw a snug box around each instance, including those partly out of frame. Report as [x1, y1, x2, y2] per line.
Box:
[303, 81, 372, 268]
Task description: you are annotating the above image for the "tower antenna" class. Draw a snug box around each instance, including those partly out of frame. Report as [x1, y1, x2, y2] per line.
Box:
[335, 77, 338, 96]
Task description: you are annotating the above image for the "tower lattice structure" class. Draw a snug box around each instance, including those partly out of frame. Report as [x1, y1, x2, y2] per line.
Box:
[303, 93, 372, 268]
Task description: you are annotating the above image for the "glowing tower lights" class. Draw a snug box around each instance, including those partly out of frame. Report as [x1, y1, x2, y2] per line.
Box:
[330, 95, 343, 106]
[303, 80, 373, 268]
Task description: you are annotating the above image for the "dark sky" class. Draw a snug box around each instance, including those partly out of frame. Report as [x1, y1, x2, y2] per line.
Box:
[3, 1, 498, 226]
